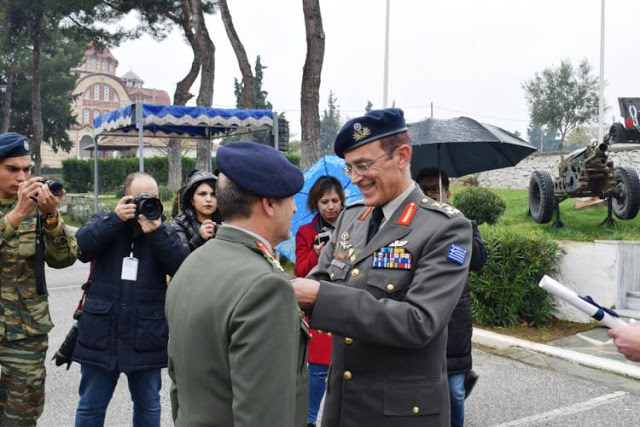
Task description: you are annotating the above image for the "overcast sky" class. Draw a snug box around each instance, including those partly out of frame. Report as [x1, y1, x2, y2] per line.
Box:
[110, 0, 640, 141]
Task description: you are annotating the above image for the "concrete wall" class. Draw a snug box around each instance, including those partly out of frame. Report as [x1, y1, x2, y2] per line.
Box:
[551, 240, 640, 322]
[477, 145, 640, 189]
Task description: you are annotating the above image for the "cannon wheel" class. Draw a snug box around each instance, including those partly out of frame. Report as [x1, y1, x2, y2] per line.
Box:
[612, 166, 640, 220]
[529, 170, 555, 223]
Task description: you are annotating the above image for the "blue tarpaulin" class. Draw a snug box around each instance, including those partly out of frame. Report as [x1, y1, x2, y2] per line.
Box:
[276, 155, 362, 263]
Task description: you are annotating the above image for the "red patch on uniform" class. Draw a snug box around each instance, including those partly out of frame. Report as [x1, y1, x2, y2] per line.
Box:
[359, 206, 373, 221]
[396, 201, 417, 226]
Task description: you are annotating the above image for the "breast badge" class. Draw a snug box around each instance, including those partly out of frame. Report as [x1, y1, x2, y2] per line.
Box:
[372, 247, 412, 270]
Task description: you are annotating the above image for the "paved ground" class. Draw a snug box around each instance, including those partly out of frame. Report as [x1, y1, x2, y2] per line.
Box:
[35, 262, 640, 426]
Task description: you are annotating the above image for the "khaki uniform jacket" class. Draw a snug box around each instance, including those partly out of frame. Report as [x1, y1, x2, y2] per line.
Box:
[166, 225, 309, 427]
[308, 186, 472, 427]
[0, 199, 78, 341]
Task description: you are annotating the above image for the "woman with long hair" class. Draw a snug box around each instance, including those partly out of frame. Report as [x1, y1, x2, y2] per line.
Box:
[173, 171, 223, 252]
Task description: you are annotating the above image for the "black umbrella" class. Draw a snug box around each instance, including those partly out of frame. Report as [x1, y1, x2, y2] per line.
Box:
[408, 117, 537, 179]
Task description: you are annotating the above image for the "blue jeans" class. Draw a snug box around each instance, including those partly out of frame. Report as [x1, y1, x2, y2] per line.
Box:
[448, 373, 465, 427]
[75, 364, 162, 427]
[308, 363, 329, 424]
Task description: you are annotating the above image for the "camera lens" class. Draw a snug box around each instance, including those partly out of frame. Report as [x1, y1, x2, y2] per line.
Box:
[42, 179, 63, 196]
[139, 198, 163, 221]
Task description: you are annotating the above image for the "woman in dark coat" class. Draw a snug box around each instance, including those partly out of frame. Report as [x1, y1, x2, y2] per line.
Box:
[294, 175, 345, 427]
[173, 171, 223, 252]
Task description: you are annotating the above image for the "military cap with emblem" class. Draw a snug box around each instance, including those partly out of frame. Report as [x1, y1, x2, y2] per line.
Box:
[0, 132, 31, 159]
[217, 141, 304, 198]
[334, 108, 408, 158]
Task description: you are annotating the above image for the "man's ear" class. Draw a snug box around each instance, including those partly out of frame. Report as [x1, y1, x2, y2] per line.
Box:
[395, 144, 412, 168]
[261, 198, 276, 218]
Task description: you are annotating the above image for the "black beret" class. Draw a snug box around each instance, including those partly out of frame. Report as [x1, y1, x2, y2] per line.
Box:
[217, 142, 304, 198]
[334, 108, 408, 158]
[0, 132, 31, 159]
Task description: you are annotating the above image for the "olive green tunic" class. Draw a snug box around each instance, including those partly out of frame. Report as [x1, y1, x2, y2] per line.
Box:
[166, 225, 309, 427]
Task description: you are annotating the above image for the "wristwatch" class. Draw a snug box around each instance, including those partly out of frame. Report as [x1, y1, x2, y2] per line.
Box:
[43, 211, 59, 228]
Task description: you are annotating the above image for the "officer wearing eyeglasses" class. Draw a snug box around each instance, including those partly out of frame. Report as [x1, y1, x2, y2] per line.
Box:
[292, 108, 473, 427]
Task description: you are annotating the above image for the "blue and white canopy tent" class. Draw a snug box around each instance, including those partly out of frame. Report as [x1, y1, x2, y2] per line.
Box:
[91, 103, 279, 211]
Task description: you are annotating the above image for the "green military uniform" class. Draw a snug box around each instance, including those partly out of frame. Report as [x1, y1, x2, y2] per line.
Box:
[166, 225, 309, 427]
[0, 199, 77, 426]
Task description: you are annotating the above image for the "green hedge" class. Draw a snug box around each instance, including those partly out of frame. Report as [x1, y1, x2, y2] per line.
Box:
[470, 227, 562, 327]
[63, 153, 300, 194]
[62, 157, 203, 193]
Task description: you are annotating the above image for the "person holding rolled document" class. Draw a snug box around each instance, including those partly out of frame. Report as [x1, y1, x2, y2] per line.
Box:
[609, 325, 640, 361]
[539, 275, 640, 362]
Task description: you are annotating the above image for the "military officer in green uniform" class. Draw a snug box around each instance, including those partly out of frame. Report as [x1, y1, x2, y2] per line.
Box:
[166, 141, 309, 427]
[0, 132, 77, 426]
[293, 109, 473, 427]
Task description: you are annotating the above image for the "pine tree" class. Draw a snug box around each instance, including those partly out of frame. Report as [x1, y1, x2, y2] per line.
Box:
[320, 91, 341, 155]
[234, 55, 272, 110]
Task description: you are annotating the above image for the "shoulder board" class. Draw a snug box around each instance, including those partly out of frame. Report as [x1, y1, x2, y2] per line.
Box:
[419, 197, 462, 218]
[345, 200, 365, 209]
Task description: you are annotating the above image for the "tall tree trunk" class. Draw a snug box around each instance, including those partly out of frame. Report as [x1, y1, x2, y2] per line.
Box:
[192, 0, 215, 171]
[300, 0, 325, 169]
[30, 4, 44, 175]
[168, 0, 202, 191]
[218, 0, 254, 109]
[0, 56, 18, 133]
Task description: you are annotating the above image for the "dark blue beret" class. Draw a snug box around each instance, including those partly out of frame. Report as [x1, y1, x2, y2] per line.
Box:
[217, 141, 304, 198]
[0, 132, 31, 159]
[334, 108, 408, 158]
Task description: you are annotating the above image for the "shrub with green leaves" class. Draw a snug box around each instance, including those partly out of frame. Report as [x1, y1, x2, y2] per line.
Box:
[452, 187, 506, 225]
[158, 185, 174, 202]
[470, 227, 562, 327]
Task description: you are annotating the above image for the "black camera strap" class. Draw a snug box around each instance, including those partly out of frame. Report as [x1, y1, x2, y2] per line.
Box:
[35, 212, 47, 296]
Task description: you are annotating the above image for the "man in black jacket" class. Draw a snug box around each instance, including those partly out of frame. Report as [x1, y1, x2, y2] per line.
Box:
[72, 172, 189, 427]
[418, 168, 488, 427]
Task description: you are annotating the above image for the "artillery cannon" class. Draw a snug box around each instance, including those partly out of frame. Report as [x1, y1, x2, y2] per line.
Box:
[609, 97, 640, 143]
[528, 133, 640, 228]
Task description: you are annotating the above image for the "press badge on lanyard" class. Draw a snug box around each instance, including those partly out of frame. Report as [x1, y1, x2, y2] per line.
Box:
[121, 244, 138, 281]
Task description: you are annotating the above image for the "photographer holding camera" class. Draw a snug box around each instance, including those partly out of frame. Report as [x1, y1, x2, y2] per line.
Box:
[294, 175, 344, 427]
[73, 172, 188, 427]
[0, 132, 77, 426]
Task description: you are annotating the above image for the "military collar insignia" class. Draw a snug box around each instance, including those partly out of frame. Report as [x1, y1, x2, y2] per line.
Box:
[352, 122, 371, 141]
[255, 240, 285, 273]
[359, 207, 373, 221]
[396, 201, 418, 226]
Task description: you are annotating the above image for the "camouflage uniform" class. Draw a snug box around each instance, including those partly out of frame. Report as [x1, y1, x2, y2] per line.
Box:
[0, 199, 77, 426]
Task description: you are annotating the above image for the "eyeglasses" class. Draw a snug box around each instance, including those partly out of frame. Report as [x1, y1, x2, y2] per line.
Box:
[342, 149, 395, 176]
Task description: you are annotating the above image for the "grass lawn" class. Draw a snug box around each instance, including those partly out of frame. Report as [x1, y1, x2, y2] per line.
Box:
[478, 319, 600, 344]
[456, 187, 640, 241]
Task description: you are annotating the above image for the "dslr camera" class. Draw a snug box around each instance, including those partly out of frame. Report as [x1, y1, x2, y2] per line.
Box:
[41, 178, 63, 196]
[130, 193, 163, 221]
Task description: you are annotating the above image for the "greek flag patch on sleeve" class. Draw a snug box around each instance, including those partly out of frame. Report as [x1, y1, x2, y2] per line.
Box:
[447, 243, 467, 265]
